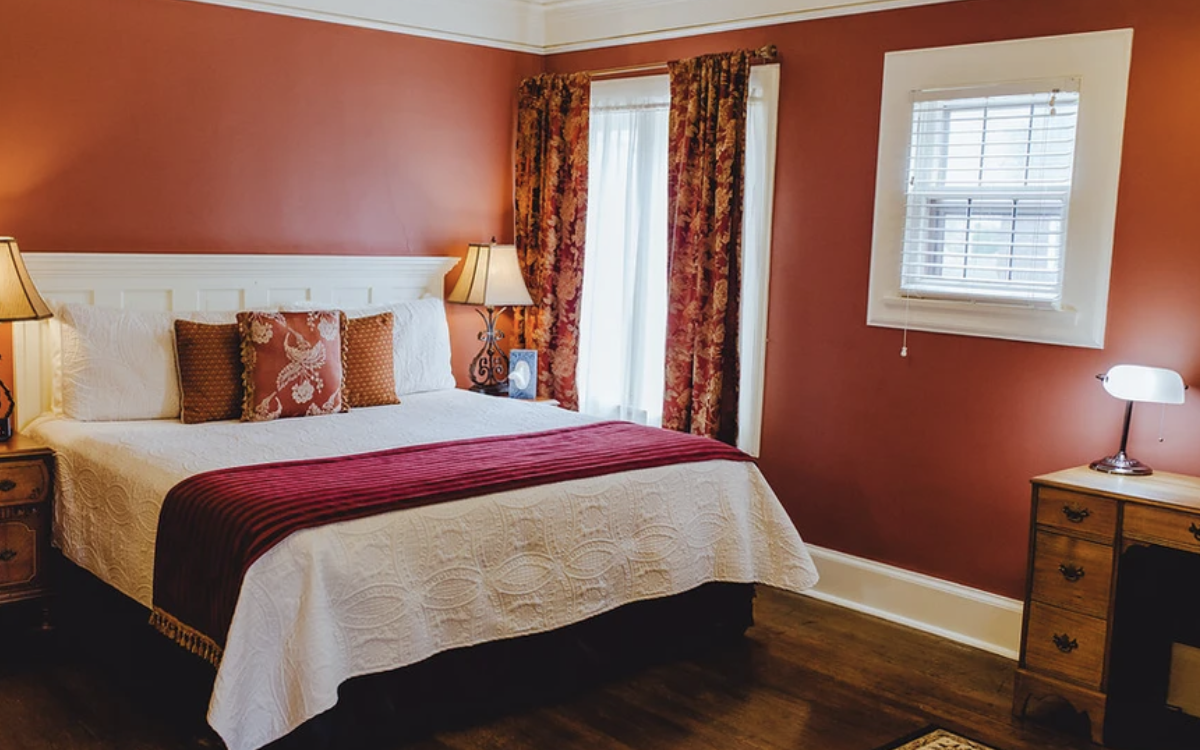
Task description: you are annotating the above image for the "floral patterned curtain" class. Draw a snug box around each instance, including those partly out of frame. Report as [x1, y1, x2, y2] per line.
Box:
[514, 72, 591, 410]
[662, 51, 752, 444]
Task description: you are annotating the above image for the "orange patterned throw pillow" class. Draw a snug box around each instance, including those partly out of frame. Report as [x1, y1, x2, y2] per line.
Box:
[345, 312, 400, 408]
[174, 320, 243, 424]
[237, 311, 349, 421]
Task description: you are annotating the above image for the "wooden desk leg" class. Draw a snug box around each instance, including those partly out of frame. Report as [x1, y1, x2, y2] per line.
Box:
[1014, 669, 1107, 745]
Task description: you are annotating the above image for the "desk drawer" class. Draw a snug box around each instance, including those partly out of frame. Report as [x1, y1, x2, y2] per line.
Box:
[1035, 488, 1117, 542]
[1124, 505, 1200, 553]
[1031, 531, 1114, 619]
[1024, 602, 1107, 689]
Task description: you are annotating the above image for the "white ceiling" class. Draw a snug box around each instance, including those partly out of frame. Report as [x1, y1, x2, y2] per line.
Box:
[184, 0, 967, 54]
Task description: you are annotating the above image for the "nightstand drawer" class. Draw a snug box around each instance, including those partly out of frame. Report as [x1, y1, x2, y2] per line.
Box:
[1031, 531, 1114, 618]
[0, 517, 42, 588]
[1025, 602, 1107, 689]
[0, 459, 50, 508]
[1124, 505, 1200, 553]
[1035, 488, 1117, 542]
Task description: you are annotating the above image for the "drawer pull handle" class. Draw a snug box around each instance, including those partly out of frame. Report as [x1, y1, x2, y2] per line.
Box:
[1058, 563, 1085, 582]
[1053, 633, 1079, 653]
[0, 549, 16, 562]
[1062, 505, 1091, 524]
[0, 479, 16, 492]
[1190, 523, 1200, 542]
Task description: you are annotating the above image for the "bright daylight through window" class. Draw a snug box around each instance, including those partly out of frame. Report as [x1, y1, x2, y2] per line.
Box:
[902, 83, 1079, 305]
[577, 66, 780, 455]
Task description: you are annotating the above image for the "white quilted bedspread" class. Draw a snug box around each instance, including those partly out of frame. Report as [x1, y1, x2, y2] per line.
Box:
[29, 390, 818, 750]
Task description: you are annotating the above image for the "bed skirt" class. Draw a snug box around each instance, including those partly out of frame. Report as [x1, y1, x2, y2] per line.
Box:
[55, 555, 756, 748]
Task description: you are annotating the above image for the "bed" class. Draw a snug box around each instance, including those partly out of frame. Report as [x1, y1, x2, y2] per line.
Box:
[13, 252, 819, 750]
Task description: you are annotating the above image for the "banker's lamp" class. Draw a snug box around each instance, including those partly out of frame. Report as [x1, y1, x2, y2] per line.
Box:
[447, 239, 534, 396]
[1090, 364, 1187, 476]
[0, 238, 53, 440]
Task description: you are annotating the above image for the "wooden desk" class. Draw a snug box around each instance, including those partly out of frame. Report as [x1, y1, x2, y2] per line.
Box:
[1013, 467, 1200, 744]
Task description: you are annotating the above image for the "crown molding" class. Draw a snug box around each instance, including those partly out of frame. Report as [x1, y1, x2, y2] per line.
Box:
[178, 0, 548, 53]
[542, 0, 973, 53]
[177, 0, 969, 54]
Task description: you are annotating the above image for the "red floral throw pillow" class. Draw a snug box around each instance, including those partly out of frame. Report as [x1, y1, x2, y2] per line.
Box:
[237, 311, 349, 421]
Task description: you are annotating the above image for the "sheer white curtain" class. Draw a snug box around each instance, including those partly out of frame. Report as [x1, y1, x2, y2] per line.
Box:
[577, 75, 670, 425]
[578, 66, 780, 450]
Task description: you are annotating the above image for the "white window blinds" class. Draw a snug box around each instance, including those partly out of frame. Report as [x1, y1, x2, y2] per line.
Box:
[901, 80, 1080, 305]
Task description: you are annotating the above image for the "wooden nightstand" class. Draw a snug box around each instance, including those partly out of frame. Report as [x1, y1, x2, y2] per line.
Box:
[0, 435, 54, 613]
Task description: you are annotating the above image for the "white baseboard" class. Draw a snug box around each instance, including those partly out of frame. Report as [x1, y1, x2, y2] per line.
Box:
[801, 545, 1024, 661]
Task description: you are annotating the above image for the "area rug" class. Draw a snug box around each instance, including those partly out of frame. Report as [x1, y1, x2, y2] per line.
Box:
[874, 726, 1000, 750]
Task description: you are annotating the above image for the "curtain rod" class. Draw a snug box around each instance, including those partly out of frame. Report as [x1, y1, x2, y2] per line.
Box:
[587, 45, 778, 81]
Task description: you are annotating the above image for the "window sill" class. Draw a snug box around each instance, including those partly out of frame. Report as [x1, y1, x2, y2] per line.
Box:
[867, 294, 1101, 349]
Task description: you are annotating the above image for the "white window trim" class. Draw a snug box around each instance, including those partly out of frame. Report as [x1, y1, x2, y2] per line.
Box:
[739, 63, 781, 457]
[866, 29, 1134, 349]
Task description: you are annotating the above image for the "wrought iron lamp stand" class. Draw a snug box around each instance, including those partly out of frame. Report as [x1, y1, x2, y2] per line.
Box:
[468, 305, 511, 396]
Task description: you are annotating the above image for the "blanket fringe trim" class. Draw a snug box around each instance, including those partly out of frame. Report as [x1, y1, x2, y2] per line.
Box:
[150, 608, 223, 668]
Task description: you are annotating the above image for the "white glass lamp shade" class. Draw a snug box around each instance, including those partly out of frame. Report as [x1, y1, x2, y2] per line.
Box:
[1101, 365, 1186, 405]
[447, 243, 534, 308]
[0, 238, 53, 321]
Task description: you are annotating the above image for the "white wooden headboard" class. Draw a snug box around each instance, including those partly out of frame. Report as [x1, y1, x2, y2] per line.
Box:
[12, 252, 460, 429]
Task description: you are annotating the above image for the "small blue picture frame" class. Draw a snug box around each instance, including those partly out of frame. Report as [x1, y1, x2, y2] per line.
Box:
[508, 349, 537, 400]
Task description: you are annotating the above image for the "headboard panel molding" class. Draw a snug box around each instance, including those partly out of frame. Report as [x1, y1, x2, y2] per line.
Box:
[13, 252, 460, 428]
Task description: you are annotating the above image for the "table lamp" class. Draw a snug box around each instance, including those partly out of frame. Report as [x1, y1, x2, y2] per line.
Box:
[0, 238, 53, 440]
[1090, 364, 1187, 476]
[447, 239, 534, 396]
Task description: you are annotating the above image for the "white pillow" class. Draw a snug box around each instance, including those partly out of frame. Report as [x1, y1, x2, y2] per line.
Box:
[57, 303, 237, 422]
[286, 298, 456, 396]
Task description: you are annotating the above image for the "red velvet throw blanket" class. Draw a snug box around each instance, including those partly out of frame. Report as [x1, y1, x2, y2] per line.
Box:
[150, 421, 752, 666]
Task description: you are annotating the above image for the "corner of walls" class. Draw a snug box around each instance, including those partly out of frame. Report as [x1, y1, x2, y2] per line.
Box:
[1, 0, 544, 390]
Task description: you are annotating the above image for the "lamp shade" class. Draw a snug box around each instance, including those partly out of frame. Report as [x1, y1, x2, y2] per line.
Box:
[0, 238, 52, 322]
[1101, 364, 1186, 405]
[447, 243, 534, 308]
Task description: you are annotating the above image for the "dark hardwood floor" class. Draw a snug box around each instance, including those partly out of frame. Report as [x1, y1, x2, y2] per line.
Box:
[0, 587, 1099, 750]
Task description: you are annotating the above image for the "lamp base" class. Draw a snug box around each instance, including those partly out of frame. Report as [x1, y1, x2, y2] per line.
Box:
[470, 381, 509, 397]
[1090, 451, 1153, 476]
[465, 306, 513, 397]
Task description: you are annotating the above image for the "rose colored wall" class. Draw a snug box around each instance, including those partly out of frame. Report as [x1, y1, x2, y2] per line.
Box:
[549, 0, 1200, 598]
[0, 0, 543, 389]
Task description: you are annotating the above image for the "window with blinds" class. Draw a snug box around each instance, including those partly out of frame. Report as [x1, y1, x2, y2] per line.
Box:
[901, 81, 1080, 305]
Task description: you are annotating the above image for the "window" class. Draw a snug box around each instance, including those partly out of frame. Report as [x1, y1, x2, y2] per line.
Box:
[577, 65, 780, 454]
[867, 30, 1133, 348]
[903, 83, 1078, 304]
[577, 75, 670, 428]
